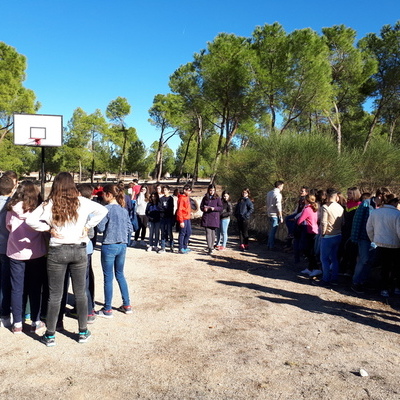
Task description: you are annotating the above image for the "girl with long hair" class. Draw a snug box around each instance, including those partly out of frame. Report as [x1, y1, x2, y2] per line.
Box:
[200, 184, 223, 254]
[96, 184, 133, 317]
[146, 191, 161, 252]
[297, 194, 320, 276]
[26, 172, 107, 346]
[134, 185, 149, 246]
[320, 189, 344, 285]
[6, 181, 47, 334]
[216, 191, 233, 251]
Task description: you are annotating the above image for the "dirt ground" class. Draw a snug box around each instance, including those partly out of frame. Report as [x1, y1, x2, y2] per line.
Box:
[1, 224, 400, 400]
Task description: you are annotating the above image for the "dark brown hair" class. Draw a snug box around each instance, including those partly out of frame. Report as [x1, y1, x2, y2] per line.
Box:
[8, 181, 42, 213]
[103, 184, 125, 207]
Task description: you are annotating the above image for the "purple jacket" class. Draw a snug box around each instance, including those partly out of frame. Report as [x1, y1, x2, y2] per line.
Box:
[200, 194, 223, 229]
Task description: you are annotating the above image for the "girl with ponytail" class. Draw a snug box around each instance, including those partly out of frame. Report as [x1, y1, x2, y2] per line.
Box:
[96, 184, 133, 318]
[297, 194, 320, 276]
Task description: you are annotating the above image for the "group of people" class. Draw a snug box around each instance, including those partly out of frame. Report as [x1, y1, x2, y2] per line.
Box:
[3, 171, 397, 348]
[0, 171, 134, 346]
[266, 181, 400, 297]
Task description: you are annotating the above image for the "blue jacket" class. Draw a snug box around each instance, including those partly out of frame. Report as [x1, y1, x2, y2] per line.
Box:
[351, 198, 377, 243]
[97, 204, 133, 244]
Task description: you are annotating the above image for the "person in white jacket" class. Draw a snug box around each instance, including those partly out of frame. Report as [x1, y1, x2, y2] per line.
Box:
[366, 193, 400, 297]
[26, 172, 107, 346]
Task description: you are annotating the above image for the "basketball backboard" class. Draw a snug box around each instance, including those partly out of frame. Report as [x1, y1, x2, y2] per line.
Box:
[13, 113, 63, 147]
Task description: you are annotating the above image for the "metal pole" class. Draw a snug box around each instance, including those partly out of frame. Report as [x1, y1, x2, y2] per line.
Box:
[41, 147, 45, 200]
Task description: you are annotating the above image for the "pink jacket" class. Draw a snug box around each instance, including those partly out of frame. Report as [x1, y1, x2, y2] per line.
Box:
[6, 202, 48, 260]
[297, 204, 319, 235]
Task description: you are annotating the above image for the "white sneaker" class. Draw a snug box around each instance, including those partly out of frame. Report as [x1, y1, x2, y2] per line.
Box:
[309, 269, 322, 277]
[158, 248, 166, 254]
[146, 246, 152, 252]
[301, 268, 312, 275]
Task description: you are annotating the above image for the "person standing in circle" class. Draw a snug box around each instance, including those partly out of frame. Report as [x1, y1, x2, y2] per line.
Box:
[200, 184, 223, 254]
[235, 188, 254, 251]
[26, 172, 108, 347]
[216, 191, 233, 251]
[96, 184, 133, 317]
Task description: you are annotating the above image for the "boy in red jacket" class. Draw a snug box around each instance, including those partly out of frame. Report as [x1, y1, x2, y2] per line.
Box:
[176, 185, 192, 254]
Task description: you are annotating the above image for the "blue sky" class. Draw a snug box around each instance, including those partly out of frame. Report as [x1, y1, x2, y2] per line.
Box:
[2, 0, 398, 152]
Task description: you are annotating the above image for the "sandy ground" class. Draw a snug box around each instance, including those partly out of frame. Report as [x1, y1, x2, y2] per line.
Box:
[1, 224, 400, 400]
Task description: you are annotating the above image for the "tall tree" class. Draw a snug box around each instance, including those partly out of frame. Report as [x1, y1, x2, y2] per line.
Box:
[322, 25, 377, 153]
[148, 93, 180, 181]
[106, 97, 132, 178]
[280, 28, 332, 134]
[251, 23, 290, 132]
[0, 42, 40, 143]
[195, 33, 258, 182]
[359, 22, 400, 152]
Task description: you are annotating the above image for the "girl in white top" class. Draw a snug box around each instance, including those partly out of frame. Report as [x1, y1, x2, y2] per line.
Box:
[26, 172, 107, 346]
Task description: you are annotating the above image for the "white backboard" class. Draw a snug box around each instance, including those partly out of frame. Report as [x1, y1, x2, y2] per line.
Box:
[13, 113, 63, 147]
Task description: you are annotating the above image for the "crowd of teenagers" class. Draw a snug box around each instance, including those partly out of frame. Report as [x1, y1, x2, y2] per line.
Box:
[2, 171, 399, 347]
[266, 181, 400, 297]
[0, 173, 244, 347]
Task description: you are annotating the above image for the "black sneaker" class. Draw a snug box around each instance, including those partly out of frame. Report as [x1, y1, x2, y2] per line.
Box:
[351, 284, 365, 294]
[78, 330, 91, 343]
[41, 334, 56, 347]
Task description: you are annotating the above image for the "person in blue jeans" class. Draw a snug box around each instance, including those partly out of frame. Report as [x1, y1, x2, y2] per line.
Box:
[319, 189, 344, 285]
[96, 184, 133, 318]
[26, 172, 108, 347]
[216, 191, 233, 250]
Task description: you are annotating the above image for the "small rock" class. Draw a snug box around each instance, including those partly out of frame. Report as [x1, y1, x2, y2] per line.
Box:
[359, 368, 369, 377]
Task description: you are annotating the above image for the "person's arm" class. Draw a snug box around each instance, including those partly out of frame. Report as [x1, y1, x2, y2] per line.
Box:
[277, 192, 283, 223]
[214, 197, 223, 213]
[85, 199, 108, 229]
[366, 213, 374, 242]
[296, 207, 307, 225]
[320, 206, 328, 235]
[26, 203, 52, 232]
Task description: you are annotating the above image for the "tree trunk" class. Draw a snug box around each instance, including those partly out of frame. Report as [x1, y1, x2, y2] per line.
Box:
[117, 127, 127, 180]
[193, 115, 203, 183]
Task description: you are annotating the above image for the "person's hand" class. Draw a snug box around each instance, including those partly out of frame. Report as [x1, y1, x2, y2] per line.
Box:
[50, 228, 64, 239]
[180, 222, 185, 228]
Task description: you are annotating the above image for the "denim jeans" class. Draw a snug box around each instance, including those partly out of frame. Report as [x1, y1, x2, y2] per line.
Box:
[267, 216, 279, 249]
[10, 257, 46, 324]
[46, 244, 88, 335]
[0, 253, 11, 317]
[160, 218, 174, 249]
[216, 218, 230, 247]
[320, 234, 342, 282]
[148, 221, 160, 247]
[178, 220, 192, 251]
[352, 240, 374, 285]
[101, 243, 130, 310]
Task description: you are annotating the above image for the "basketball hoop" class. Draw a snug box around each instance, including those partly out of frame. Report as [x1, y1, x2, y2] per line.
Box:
[33, 138, 42, 146]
